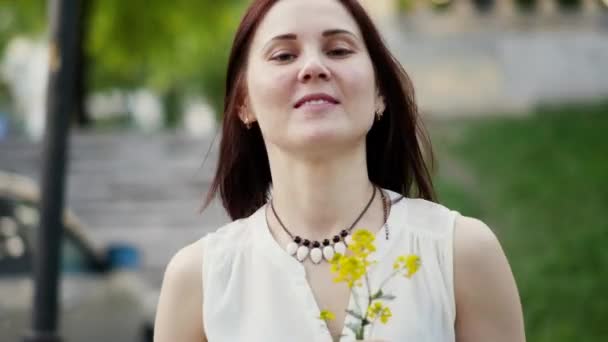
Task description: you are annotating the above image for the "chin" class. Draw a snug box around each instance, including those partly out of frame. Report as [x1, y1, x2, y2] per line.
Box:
[293, 125, 345, 144]
[285, 130, 365, 158]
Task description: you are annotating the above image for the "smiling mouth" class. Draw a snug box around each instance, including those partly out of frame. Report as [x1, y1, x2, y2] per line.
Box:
[294, 93, 340, 108]
[299, 99, 337, 107]
[295, 101, 339, 114]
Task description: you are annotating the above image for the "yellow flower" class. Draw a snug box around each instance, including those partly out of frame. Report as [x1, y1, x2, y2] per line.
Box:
[368, 301, 383, 316]
[329, 253, 366, 288]
[319, 309, 335, 321]
[393, 254, 421, 278]
[379, 306, 392, 324]
[367, 301, 393, 324]
[348, 229, 376, 259]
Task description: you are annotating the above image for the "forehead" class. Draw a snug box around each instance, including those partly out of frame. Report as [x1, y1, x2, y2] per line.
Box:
[252, 0, 362, 45]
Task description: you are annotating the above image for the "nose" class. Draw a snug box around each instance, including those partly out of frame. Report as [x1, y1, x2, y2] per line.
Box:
[297, 54, 331, 82]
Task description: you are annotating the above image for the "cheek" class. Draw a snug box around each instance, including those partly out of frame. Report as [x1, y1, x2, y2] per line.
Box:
[247, 66, 293, 115]
[337, 63, 376, 111]
[335, 55, 375, 92]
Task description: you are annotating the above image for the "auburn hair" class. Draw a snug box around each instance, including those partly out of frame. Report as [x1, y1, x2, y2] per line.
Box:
[203, 0, 436, 220]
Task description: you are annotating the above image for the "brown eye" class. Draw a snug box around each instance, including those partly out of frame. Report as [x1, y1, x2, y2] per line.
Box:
[271, 53, 296, 62]
[327, 48, 353, 57]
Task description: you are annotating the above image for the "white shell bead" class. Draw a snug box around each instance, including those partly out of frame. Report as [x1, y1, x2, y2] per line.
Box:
[286, 242, 298, 256]
[334, 242, 346, 255]
[344, 235, 353, 246]
[323, 246, 335, 261]
[296, 246, 309, 261]
[310, 248, 323, 264]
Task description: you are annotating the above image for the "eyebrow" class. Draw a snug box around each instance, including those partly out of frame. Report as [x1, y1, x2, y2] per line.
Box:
[263, 29, 358, 50]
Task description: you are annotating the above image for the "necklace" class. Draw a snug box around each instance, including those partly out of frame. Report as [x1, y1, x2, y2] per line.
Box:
[269, 186, 389, 264]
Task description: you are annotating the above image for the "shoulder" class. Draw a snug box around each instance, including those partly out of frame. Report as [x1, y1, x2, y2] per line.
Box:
[452, 215, 508, 287]
[398, 197, 457, 237]
[154, 239, 205, 341]
[162, 239, 205, 291]
[452, 215, 526, 341]
[154, 214, 258, 342]
[453, 215, 501, 262]
[206, 217, 252, 244]
[398, 197, 500, 250]
[453, 215, 507, 290]
[202, 216, 256, 261]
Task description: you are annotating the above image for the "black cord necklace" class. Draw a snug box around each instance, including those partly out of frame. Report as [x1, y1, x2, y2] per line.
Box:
[269, 185, 388, 264]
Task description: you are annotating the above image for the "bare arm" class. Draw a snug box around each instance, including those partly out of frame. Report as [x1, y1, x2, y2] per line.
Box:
[154, 239, 207, 342]
[454, 216, 526, 342]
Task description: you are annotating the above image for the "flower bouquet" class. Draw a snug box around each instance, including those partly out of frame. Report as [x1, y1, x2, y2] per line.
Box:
[318, 229, 421, 340]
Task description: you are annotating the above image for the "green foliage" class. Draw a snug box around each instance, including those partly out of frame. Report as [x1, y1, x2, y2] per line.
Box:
[557, 0, 581, 10]
[433, 100, 608, 341]
[87, 0, 246, 115]
[0, 0, 247, 121]
[430, 0, 453, 12]
[397, 0, 416, 13]
[0, 1, 46, 56]
[472, 0, 496, 13]
[515, 0, 537, 12]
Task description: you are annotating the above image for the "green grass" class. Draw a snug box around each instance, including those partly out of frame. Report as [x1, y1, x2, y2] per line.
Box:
[430, 100, 608, 341]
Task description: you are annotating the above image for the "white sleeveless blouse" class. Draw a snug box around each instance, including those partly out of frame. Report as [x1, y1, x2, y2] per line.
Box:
[201, 189, 459, 341]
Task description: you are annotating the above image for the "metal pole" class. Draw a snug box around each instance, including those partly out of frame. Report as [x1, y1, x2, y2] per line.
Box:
[23, 0, 80, 341]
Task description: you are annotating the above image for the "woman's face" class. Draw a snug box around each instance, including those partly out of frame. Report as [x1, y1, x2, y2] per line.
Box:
[245, 0, 383, 157]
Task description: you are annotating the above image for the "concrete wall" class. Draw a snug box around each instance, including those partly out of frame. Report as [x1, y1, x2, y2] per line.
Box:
[383, 28, 608, 116]
[367, 2, 608, 116]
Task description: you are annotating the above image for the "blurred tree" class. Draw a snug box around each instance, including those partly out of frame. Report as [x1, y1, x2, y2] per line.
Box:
[397, 0, 417, 13]
[74, 0, 92, 127]
[557, 0, 581, 10]
[87, 0, 246, 123]
[0, 0, 246, 127]
[0, 0, 92, 127]
[515, 0, 537, 12]
[430, 0, 452, 12]
[473, 0, 495, 13]
[0, 1, 46, 57]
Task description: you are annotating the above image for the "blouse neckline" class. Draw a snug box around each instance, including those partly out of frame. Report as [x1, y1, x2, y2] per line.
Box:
[252, 188, 408, 277]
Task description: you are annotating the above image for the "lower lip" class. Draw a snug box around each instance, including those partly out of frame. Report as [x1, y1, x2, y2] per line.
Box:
[295, 102, 339, 112]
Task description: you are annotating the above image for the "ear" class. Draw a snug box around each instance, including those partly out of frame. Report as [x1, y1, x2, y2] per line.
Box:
[238, 97, 257, 124]
[238, 104, 249, 123]
[375, 92, 386, 114]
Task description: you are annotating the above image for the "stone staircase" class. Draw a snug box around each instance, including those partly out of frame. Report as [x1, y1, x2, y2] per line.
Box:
[0, 132, 230, 272]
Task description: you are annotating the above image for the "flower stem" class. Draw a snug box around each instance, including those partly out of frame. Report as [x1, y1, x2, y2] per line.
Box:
[355, 273, 374, 339]
[358, 270, 400, 339]
[352, 285, 363, 314]
[377, 269, 400, 294]
[369, 316, 379, 337]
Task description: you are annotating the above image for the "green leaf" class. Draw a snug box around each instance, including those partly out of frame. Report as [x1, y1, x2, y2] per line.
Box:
[371, 290, 383, 299]
[345, 309, 365, 321]
[345, 322, 361, 334]
[378, 293, 397, 301]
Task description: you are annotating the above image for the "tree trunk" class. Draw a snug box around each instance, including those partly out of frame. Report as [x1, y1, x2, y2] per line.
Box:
[73, 0, 91, 127]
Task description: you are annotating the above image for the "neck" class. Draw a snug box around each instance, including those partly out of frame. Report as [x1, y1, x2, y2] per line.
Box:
[266, 143, 376, 241]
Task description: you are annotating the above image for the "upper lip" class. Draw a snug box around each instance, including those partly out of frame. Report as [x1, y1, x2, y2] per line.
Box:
[294, 93, 340, 108]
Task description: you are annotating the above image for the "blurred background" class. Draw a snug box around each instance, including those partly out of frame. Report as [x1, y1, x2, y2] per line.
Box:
[0, 0, 606, 341]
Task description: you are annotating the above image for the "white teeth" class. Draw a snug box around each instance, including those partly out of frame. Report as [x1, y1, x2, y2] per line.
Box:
[302, 99, 331, 106]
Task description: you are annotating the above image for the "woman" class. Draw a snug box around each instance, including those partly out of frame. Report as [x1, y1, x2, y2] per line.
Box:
[154, 0, 525, 341]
